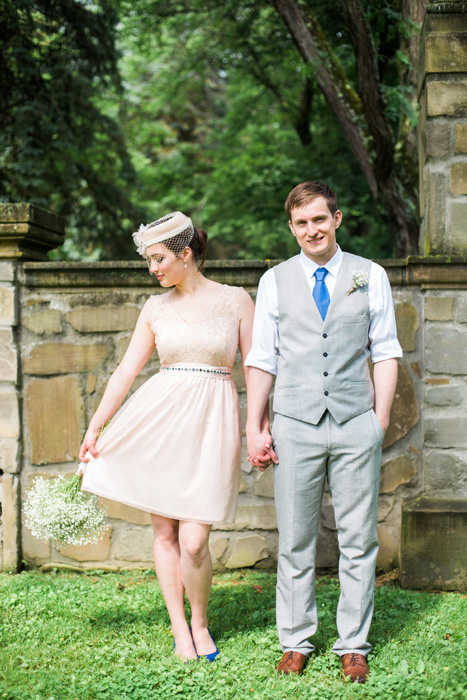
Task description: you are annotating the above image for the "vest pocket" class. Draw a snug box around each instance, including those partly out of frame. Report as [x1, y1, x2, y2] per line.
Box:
[274, 382, 303, 390]
[339, 316, 368, 324]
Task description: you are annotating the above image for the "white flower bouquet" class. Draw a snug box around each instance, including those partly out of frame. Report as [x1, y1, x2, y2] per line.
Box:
[23, 472, 109, 547]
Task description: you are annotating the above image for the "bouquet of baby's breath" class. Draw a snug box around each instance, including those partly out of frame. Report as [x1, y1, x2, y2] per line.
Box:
[23, 472, 108, 547]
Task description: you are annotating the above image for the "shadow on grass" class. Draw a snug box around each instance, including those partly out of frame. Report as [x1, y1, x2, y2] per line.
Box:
[87, 571, 278, 640]
[312, 577, 449, 659]
[209, 573, 277, 641]
[210, 573, 446, 657]
[86, 571, 444, 659]
[89, 608, 165, 627]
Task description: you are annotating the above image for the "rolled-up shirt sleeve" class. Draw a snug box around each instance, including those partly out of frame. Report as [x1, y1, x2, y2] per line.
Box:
[244, 269, 279, 375]
[369, 262, 403, 363]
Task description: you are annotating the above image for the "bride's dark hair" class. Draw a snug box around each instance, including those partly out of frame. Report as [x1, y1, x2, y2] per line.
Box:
[165, 226, 208, 273]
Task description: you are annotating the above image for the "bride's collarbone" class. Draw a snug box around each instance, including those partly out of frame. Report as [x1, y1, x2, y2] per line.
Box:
[163, 298, 229, 326]
[164, 285, 228, 317]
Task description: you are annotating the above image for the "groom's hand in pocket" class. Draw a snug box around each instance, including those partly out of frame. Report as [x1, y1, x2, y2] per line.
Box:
[375, 412, 390, 435]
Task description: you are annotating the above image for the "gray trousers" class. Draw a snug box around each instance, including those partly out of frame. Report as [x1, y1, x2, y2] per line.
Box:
[272, 409, 384, 657]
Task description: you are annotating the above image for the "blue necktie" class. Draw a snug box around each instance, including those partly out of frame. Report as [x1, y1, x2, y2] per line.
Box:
[313, 268, 330, 320]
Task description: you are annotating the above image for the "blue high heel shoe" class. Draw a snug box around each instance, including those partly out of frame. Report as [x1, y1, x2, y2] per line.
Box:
[204, 631, 219, 662]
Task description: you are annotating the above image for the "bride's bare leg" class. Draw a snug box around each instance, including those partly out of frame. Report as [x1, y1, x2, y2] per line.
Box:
[178, 520, 217, 655]
[151, 514, 197, 660]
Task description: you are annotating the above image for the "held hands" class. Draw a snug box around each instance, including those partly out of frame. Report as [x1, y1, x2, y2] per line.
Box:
[247, 430, 279, 471]
[78, 425, 101, 462]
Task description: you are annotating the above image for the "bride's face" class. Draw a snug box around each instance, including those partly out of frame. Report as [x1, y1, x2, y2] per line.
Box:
[145, 243, 182, 286]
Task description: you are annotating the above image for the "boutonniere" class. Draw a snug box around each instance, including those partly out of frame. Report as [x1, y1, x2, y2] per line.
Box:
[347, 269, 369, 296]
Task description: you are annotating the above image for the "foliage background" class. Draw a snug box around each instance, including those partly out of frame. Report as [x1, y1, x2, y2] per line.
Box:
[1, 0, 421, 261]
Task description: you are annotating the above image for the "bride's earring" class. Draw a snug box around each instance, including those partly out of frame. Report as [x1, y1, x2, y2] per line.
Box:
[184, 263, 187, 269]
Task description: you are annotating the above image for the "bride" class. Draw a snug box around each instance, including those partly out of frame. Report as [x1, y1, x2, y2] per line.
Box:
[78, 211, 264, 661]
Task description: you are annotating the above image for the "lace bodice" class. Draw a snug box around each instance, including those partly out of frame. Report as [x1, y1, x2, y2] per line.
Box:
[150, 285, 244, 368]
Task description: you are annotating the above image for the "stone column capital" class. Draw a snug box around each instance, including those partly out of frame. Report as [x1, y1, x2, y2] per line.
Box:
[0, 204, 65, 261]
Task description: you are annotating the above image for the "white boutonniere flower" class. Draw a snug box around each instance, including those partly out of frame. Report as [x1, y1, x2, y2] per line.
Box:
[347, 269, 369, 296]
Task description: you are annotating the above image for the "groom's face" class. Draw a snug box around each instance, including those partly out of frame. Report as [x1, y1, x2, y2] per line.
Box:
[288, 196, 342, 265]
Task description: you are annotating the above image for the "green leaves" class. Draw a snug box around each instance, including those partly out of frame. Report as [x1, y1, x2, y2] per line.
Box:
[1, 0, 143, 260]
[2, 0, 422, 259]
[111, 0, 419, 259]
[1, 571, 467, 699]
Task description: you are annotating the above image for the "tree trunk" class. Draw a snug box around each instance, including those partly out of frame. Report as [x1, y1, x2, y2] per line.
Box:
[271, 0, 420, 255]
[378, 179, 419, 257]
[295, 78, 313, 146]
[271, 0, 378, 196]
[340, 0, 420, 254]
[339, 0, 395, 181]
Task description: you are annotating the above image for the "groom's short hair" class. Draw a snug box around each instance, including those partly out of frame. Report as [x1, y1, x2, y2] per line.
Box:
[285, 181, 338, 219]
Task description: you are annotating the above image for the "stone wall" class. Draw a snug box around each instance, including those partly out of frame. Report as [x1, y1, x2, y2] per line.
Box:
[0, 261, 21, 572]
[11, 259, 284, 573]
[424, 290, 467, 492]
[419, 3, 467, 254]
[399, 1, 467, 590]
[3, 253, 466, 575]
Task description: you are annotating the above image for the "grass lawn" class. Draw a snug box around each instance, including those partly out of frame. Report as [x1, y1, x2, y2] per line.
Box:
[0, 569, 466, 700]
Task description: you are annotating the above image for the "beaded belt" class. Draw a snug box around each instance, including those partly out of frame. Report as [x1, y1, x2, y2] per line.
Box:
[160, 365, 231, 377]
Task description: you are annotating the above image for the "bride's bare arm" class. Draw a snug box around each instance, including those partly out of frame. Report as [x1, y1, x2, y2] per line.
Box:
[238, 288, 255, 386]
[79, 299, 156, 461]
[238, 290, 275, 462]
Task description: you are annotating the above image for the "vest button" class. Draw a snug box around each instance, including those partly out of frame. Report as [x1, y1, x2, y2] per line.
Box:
[324, 372, 328, 376]
[323, 333, 327, 338]
[324, 391, 329, 396]
[323, 352, 328, 357]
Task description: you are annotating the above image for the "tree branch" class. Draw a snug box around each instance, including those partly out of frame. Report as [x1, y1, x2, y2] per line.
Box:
[271, 0, 378, 196]
[295, 77, 313, 146]
[339, 0, 395, 180]
[221, 5, 312, 143]
[244, 43, 295, 110]
[299, 3, 363, 120]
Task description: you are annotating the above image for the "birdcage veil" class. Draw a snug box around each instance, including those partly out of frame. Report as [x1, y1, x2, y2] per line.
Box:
[132, 212, 195, 261]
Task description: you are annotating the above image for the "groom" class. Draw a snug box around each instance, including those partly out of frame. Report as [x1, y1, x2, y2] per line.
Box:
[245, 181, 402, 682]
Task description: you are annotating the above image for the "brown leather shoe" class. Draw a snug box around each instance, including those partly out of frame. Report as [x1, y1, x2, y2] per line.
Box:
[340, 653, 370, 683]
[276, 651, 308, 675]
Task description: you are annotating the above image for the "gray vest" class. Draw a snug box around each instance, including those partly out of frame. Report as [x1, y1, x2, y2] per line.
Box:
[273, 252, 374, 425]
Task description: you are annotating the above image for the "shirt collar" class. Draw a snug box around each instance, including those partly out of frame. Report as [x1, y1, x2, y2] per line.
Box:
[299, 245, 343, 278]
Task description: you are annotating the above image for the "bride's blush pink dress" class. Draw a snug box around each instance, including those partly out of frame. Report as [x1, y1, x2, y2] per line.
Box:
[81, 285, 243, 523]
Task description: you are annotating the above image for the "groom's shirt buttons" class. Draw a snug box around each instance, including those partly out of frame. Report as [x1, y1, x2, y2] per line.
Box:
[323, 333, 327, 338]
[323, 352, 328, 357]
[324, 391, 329, 396]
[324, 372, 328, 376]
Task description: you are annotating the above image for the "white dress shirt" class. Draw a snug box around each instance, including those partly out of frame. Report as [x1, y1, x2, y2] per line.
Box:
[245, 246, 403, 375]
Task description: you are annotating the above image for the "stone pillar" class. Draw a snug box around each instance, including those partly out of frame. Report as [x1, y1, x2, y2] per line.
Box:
[0, 204, 65, 571]
[418, 2, 467, 254]
[0, 260, 21, 571]
[401, 3, 467, 589]
[401, 496, 467, 590]
[0, 203, 65, 261]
